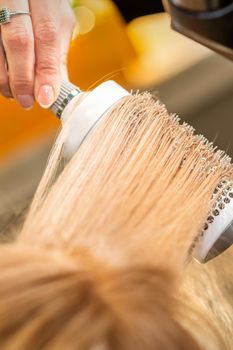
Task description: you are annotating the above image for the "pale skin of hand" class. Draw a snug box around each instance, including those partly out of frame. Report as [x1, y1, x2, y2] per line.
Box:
[0, 0, 75, 109]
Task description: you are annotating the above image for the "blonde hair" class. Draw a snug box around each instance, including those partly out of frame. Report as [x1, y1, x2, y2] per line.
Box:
[0, 93, 232, 349]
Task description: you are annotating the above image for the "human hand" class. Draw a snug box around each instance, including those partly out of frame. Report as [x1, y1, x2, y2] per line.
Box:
[0, 0, 75, 109]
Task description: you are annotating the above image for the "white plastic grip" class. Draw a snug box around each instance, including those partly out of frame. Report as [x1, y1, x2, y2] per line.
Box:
[61, 80, 130, 158]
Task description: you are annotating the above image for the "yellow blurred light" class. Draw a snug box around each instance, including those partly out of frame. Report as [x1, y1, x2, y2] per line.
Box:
[73, 6, 95, 37]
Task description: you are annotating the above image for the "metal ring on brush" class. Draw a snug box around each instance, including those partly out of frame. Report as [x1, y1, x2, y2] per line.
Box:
[51, 81, 81, 118]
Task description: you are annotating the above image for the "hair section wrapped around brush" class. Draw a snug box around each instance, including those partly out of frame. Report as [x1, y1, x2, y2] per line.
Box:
[0, 93, 232, 349]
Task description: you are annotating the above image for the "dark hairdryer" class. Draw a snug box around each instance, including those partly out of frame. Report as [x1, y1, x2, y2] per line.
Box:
[163, 0, 233, 60]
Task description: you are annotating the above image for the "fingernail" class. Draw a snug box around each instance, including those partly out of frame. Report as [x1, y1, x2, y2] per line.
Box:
[37, 85, 55, 108]
[17, 95, 34, 110]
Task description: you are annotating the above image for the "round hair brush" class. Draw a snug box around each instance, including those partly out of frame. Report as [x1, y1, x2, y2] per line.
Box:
[50, 80, 233, 264]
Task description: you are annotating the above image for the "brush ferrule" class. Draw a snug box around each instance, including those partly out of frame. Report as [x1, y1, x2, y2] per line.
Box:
[51, 81, 81, 118]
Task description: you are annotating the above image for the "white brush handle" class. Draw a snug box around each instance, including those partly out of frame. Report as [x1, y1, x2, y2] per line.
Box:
[61, 81, 130, 158]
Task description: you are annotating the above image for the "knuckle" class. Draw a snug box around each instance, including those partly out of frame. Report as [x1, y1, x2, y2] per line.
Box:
[0, 77, 11, 97]
[11, 76, 33, 92]
[37, 55, 60, 76]
[6, 28, 32, 50]
[0, 78, 8, 90]
[34, 18, 58, 45]
[37, 64, 59, 78]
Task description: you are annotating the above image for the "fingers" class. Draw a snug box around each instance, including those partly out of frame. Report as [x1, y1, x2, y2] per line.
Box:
[0, 0, 35, 109]
[0, 32, 11, 98]
[0, 0, 74, 108]
[30, 0, 61, 108]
